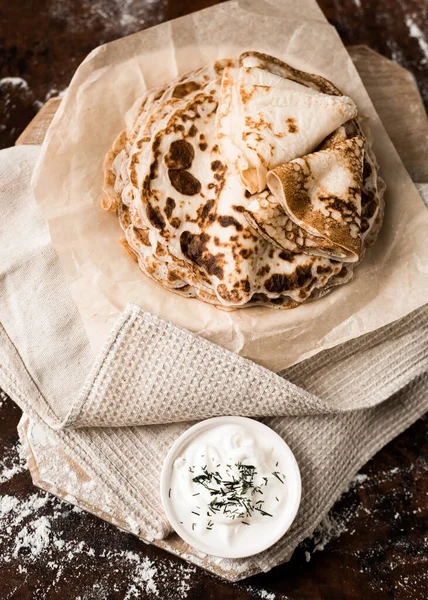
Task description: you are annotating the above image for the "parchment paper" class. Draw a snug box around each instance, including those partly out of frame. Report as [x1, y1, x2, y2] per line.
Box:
[32, 0, 428, 372]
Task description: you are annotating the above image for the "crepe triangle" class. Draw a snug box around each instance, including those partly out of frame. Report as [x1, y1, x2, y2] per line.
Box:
[216, 65, 358, 193]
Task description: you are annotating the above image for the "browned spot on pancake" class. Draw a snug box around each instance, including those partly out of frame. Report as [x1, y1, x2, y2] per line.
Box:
[278, 250, 294, 262]
[136, 228, 151, 246]
[233, 205, 246, 213]
[155, 242, 167, 257]
[207, 183, 215, 189]
[240, 88, 255, 104]
[211, 160, 223, 171]
[243, 230, 258, 242]
[212, 144, 219, 152]
[244, 115, 270, 131]
[199, 143, 208, 151]
[242, 278, 251, 293]
[245, 190, 252, 198]
[196, 199, 215, 225]
[321, 194, 358, 215]
[149, 136, 162, 180]
[188, 124, 198, 137]
[216, 285, 243, 303]
[287, 117, 298, 133]
[165, 197, 176, 219]
[170, 217, 181, 229]
[214, 59, 235, 74]
[243, 131, 264, 142]
[146, 203, 166, 231]
[218, 215, 243, 231]
[149, 161, 157, 180]
[168, 169, 201, 196]
[168, 270, 180, 282]
[172, 80, 201, 99]
[217, 276, 250, 302]
[240, 248, 253, 259]
[257, 264, 270, 277]
[264, 264, 313, 293]
[180, 231, 225, 279]
[165, 140, 195, 170]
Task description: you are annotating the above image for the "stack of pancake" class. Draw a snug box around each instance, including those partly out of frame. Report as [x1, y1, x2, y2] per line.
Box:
[103, 51, 384, 310]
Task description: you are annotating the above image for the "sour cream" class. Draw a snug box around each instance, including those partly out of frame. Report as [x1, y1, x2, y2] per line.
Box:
[160, 417, 301, 558]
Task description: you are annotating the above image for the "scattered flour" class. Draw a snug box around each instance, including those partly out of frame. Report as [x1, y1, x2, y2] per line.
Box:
[123, 554, 159, 598]
[244, 586, 276, 600]
[405, 15, 428, 65]
[0, 77, 31, 94]
[0, 76, 42, 137]
[14, 516, 51, 558]
[0, 77, 34, 114]
[0, 439, 28, 483]
[351, 473, 368, 486]
[45, 88, 68, 101]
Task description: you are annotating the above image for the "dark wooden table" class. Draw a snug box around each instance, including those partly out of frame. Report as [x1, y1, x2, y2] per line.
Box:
[1, 1, 427, 599]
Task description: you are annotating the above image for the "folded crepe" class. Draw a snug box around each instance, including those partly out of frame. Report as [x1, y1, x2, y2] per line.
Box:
[244, 189, 356, 261]
[216, 53, 358, 194]
[102, 52, 384, 310]
[263, 136, 365, 262]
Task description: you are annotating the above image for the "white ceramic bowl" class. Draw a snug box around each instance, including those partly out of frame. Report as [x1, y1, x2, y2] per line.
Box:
[160, 416, 301, 558]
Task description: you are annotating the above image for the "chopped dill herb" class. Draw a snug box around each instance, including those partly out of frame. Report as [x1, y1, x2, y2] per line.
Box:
[272, 471, 284, 484]
[189, 462, 279, 524]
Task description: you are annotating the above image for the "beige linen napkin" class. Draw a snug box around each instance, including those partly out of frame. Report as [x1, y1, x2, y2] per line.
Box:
[0, 145, 427, 580]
